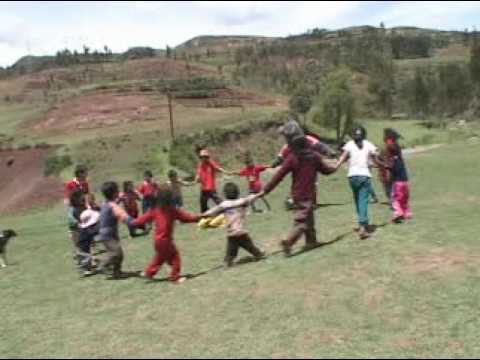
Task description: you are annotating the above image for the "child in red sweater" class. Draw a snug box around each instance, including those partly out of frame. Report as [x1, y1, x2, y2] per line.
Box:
[131, 183, 201, 283]
[234, 155, 271, 213]
[118, 181, 146, 237]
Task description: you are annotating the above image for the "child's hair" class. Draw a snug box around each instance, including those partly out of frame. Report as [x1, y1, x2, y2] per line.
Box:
[168, 169, 178, 179]
[223, 182, 240, 200]
[70, 189, 85, 208]
[74, 165, 88, 178]
[291, 136, 308, 153]
[156, 183, 174, 208]
[144, 170, 153, 178]
[87, 193, 96, 204]
[384, 128, 401, 142]
[101, 181, 119, 201]
[123, 181, 134, 192]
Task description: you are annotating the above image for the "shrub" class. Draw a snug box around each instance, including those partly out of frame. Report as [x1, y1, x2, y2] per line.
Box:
[44, 154, 72, 176]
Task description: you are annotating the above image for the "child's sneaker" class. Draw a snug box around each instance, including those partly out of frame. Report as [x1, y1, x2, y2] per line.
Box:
[391, 216, 404, 224]
[281, 240, 292, 257]
[140, 271, 154, 280]
[82, 270, 94, 277]
[173, 277, 187, 284]
[359, 227, 371, 240]
[256, 251, 267, 260]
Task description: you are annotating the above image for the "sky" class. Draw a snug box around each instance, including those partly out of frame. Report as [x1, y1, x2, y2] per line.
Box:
[1, 1, 480, 67]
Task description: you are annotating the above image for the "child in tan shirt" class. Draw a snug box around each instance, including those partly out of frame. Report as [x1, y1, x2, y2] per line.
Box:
[203, 182, 265, 267]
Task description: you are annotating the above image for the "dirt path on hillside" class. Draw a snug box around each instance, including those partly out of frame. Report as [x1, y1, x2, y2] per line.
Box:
[0, 148, 62, 216]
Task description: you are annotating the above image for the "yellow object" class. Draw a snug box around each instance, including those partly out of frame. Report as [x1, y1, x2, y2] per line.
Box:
[198, 215, 227, 229]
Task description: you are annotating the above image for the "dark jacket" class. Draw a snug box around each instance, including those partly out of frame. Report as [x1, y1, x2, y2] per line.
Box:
[264, 149, 335, 202]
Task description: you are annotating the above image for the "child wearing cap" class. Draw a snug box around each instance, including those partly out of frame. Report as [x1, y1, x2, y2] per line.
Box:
[203, 182, 266, 267]
[194, 149, 230, 212]
[78, 205, 101, 276]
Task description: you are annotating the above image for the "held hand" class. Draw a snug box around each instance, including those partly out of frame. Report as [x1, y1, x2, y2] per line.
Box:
[254, 191, 266, 200]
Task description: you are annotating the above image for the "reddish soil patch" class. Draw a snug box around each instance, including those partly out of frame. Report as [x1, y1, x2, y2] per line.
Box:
[0, 148, 62, 215]
[403, 248, 478, 275]
[34, 93, 167, 131]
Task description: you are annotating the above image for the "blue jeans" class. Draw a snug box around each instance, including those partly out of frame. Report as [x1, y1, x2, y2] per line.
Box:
[349, 176, 371, 226]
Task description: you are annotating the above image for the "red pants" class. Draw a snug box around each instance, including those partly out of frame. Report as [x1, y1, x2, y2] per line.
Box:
[145, 240, 181, 281]
[392, 181, 412, 219]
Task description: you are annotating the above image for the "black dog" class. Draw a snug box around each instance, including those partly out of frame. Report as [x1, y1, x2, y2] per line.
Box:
[0, 229, 17, 268]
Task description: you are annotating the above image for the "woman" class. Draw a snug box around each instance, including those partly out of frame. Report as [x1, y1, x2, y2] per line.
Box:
[335, 126, 380, 239]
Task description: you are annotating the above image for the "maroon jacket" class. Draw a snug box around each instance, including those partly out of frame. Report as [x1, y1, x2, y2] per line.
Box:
[264, 149, 335, 202]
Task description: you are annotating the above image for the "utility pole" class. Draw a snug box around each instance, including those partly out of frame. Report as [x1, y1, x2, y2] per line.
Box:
[167, 91, 174, 140]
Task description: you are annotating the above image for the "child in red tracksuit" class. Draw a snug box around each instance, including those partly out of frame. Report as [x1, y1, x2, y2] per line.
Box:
[118, 181, 146, 237]
[234, 156, 271, 213]
[131, 183, 201, 283]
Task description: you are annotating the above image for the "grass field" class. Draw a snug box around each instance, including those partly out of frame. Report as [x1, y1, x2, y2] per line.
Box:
[1, 137, 480, 358]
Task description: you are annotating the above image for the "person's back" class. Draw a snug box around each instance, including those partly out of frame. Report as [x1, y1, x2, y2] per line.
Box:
[214, 198, 251, 237]
[203, 182, 264, 266]
[267, 147, 334, 203]
[146, 207, 178, 243]
[99, 202, 119, 241]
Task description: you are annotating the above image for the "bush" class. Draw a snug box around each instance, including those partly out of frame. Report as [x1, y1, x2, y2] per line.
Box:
[44, 155, 72, 176]
[17, 143, 32, 150]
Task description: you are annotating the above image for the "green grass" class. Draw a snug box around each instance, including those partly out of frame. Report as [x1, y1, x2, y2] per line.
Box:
[1, 140, 480, 358]
[0, 103, 49, 138]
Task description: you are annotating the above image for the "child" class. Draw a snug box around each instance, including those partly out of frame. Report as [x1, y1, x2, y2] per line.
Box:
[78, 206, 101, 276]
[118, 181, 146, 237]
[97, 181, 134, 279]
[203, 182, 266, 267]
[138, 170, 159, 214]
[168, 170, 194, 208]
[234, 155, 271, 213]
[194, 149, 230, 212]
[67, 190, 87, 265]
[130, 183, 201, 283]
[64, 165, 90, 206]
[383, 129, 412, 223]
[335, 126, 381, 239]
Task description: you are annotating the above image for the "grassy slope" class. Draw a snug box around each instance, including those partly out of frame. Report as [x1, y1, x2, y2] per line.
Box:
[1, 139, 480, 358]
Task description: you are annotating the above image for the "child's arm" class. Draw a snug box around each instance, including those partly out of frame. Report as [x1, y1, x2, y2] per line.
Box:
[111, 202, 132, 224]
[129, 209, 154, 227]
[179, 179, 196, 187]
[335, 151, 349, 170]
[202, 204, 224, 218]
[175, 208, 202, 223]
[67, 207, 79, 229]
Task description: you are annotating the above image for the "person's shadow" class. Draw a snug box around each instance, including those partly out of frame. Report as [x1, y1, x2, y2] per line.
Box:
[144, 223, 390, 283]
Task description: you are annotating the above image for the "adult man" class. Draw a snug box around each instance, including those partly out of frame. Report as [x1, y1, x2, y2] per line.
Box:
[262, 135, 337, 256]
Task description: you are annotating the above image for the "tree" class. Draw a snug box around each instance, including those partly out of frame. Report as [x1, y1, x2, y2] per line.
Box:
[470, 31, 480, 85]
[83, 45, 90, 57]
[313, 67, 355, 144]
[166, 46, 172, 58]
[411, 67, 431, 117]
[289, 87, 313, 124]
